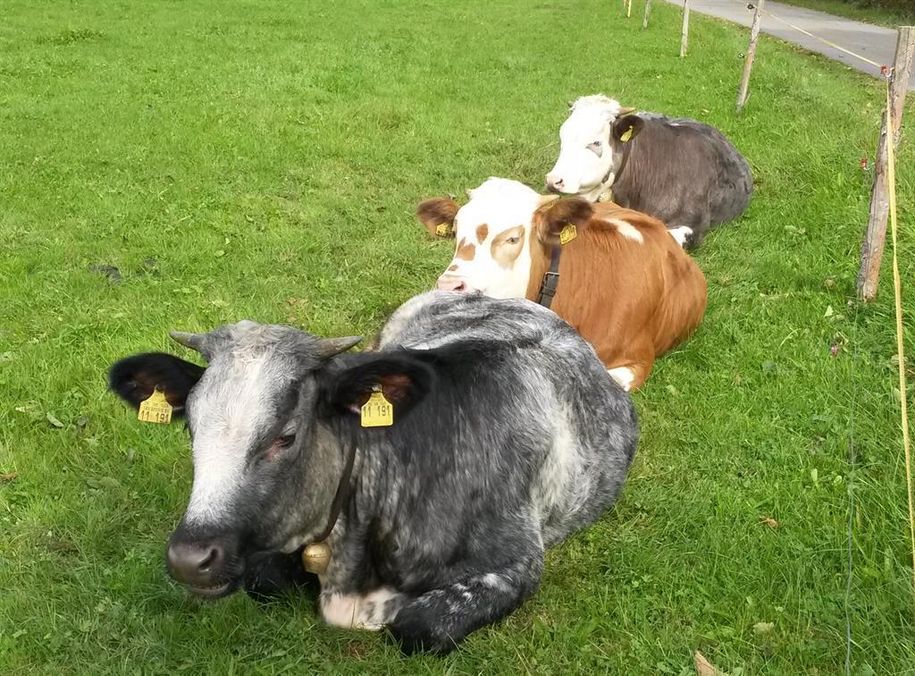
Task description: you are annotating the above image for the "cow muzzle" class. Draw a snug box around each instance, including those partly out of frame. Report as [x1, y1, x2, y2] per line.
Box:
[545, 174, 567, 194]
[436, 275, 470, 292]
[166, 531, 242, 598]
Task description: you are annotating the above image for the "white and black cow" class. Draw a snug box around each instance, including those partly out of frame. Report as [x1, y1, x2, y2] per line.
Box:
[546, 94, 753, 249]
[108, 291, 637, 654]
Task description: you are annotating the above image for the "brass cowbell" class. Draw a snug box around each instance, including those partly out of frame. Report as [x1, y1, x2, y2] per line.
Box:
[301, 541, 332, 574]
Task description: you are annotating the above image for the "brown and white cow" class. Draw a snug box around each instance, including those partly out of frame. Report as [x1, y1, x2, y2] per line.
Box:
[417, 177, 707, 390]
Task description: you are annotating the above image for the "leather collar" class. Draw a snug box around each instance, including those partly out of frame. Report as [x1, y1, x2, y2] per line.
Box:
[536, 245, 563, 309]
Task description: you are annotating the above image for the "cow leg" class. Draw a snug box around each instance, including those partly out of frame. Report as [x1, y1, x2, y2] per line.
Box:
[319, 586, 405, 630]
[388, 546, 544, 654]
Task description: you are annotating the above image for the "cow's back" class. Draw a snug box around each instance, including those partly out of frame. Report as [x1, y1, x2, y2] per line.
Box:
[547, 206, 706, 367]
[612, 115, 753, 233]
[376, 291, 637, 548]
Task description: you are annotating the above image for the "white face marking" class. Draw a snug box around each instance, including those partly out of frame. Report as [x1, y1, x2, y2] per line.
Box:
[607, 366, 635, 391]
[668, 226, 693, 248]
[546, 96, 622, 201]
[184, 353, 273, 526]
[319, 587, 403, 630]
[608, 218, 644, 243]
[435, 178, 540, 299]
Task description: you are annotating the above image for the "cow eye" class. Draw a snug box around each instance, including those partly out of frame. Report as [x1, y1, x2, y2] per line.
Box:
[273, 434, 296, 448]
[505, 236, 520, 245]
[587, 141, 603, 157]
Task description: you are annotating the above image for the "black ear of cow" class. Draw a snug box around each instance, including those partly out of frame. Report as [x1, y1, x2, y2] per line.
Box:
[612, 114, 644, 144]
[321, 352, 435, 421]
[108, 352, 205, 416]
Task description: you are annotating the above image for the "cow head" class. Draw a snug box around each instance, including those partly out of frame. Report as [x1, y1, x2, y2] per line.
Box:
[417, 178, 570, 298]
[546, 95, 643, 201]
[108, 321, 432, 598]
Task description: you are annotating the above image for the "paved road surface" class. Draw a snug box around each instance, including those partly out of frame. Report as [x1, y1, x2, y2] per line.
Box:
[662, 0, 914, 90]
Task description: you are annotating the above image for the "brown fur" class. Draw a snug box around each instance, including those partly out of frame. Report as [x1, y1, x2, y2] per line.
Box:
[491, 226, 525, 269]
[527, 198, 707, 390]
[455, 238, 476, 261]
[417, 198, 459, 238]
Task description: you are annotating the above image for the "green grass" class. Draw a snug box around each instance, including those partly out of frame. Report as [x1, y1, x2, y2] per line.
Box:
[777, 0, 915, 27]
[2, 0, 915, 673]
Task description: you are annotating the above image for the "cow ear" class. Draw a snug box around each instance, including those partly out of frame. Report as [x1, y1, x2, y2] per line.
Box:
[322, 352, 434, 421]
[612, 114, 644, 144]
[108, 353, 205, 417]
[533, 197, 594, 246]
[416, 197, 459, 238]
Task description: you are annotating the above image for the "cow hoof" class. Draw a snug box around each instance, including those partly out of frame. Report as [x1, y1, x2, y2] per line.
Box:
[320, 587, 402, 630]
[387, 617, 459, 655]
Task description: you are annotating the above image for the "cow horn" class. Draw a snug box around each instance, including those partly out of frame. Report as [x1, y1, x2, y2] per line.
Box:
[169, 331, 208, 353]
[316, 336, 363, 359]
[618, 106, 637, 115]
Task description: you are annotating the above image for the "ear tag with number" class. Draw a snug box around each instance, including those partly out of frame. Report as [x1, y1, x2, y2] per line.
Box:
[138, 387, 173, 424]
[559, 223, 577, 245]
[361, 388, 393, 427]
[435, 222, 453, 237]
[619, 127, 634, 143]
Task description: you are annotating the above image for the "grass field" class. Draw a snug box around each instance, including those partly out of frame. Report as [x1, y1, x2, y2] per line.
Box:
[2, 0, 915, 673]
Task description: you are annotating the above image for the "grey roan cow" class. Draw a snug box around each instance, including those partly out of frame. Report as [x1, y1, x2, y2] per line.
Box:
[546, 94, 753, 249]
[107, 291, 638, 654]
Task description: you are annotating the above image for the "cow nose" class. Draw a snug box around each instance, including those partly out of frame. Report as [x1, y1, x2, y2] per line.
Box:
[437, 276, 467, 292]
[546, 176, 564, 193]
[167, 540, 226, 588]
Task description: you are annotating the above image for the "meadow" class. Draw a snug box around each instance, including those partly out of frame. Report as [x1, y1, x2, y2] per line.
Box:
[1, 0, 914, 673]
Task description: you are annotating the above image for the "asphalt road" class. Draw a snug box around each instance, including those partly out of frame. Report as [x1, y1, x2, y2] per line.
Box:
[662, 0, 914, 90]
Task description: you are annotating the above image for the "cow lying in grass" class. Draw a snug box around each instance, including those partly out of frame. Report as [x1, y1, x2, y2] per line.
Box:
[545, 94, 753, 249]
[108, 291, 637, 654]
[417, 178, 707, 391]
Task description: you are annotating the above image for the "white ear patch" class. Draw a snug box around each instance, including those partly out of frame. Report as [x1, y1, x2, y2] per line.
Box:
[608, 218, 644, 244]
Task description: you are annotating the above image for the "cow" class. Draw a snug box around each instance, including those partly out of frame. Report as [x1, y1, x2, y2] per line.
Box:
[107, 291, 638, 654]
[545, 94, 753, 249]
[417, 177, 707, 391]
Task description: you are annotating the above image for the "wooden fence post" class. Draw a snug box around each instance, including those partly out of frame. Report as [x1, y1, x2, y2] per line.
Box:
[680, 0, 690, 57]
[858, 26, 915, 301]
[643, 0, 652, 29]
[736, 0, 766, 112]
[627, 0, 632, 18]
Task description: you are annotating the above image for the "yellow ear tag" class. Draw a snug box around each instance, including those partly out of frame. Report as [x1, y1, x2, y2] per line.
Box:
[559, 223, 577, 245]
[619, 127, 634, 143]
[138, 387, 173, 424]
[360, 389, 393, 427]
[435, 222, 453, 237]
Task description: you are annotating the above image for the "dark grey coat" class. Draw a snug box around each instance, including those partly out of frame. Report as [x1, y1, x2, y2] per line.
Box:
[609, 114, 753, 249]
[108, 291, 638, 654]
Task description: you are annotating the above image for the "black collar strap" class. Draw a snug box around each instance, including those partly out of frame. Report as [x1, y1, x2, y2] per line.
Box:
[615, 140, 633, 183]
[537, 244, 562, 309]
[312, 441, 358, 543]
